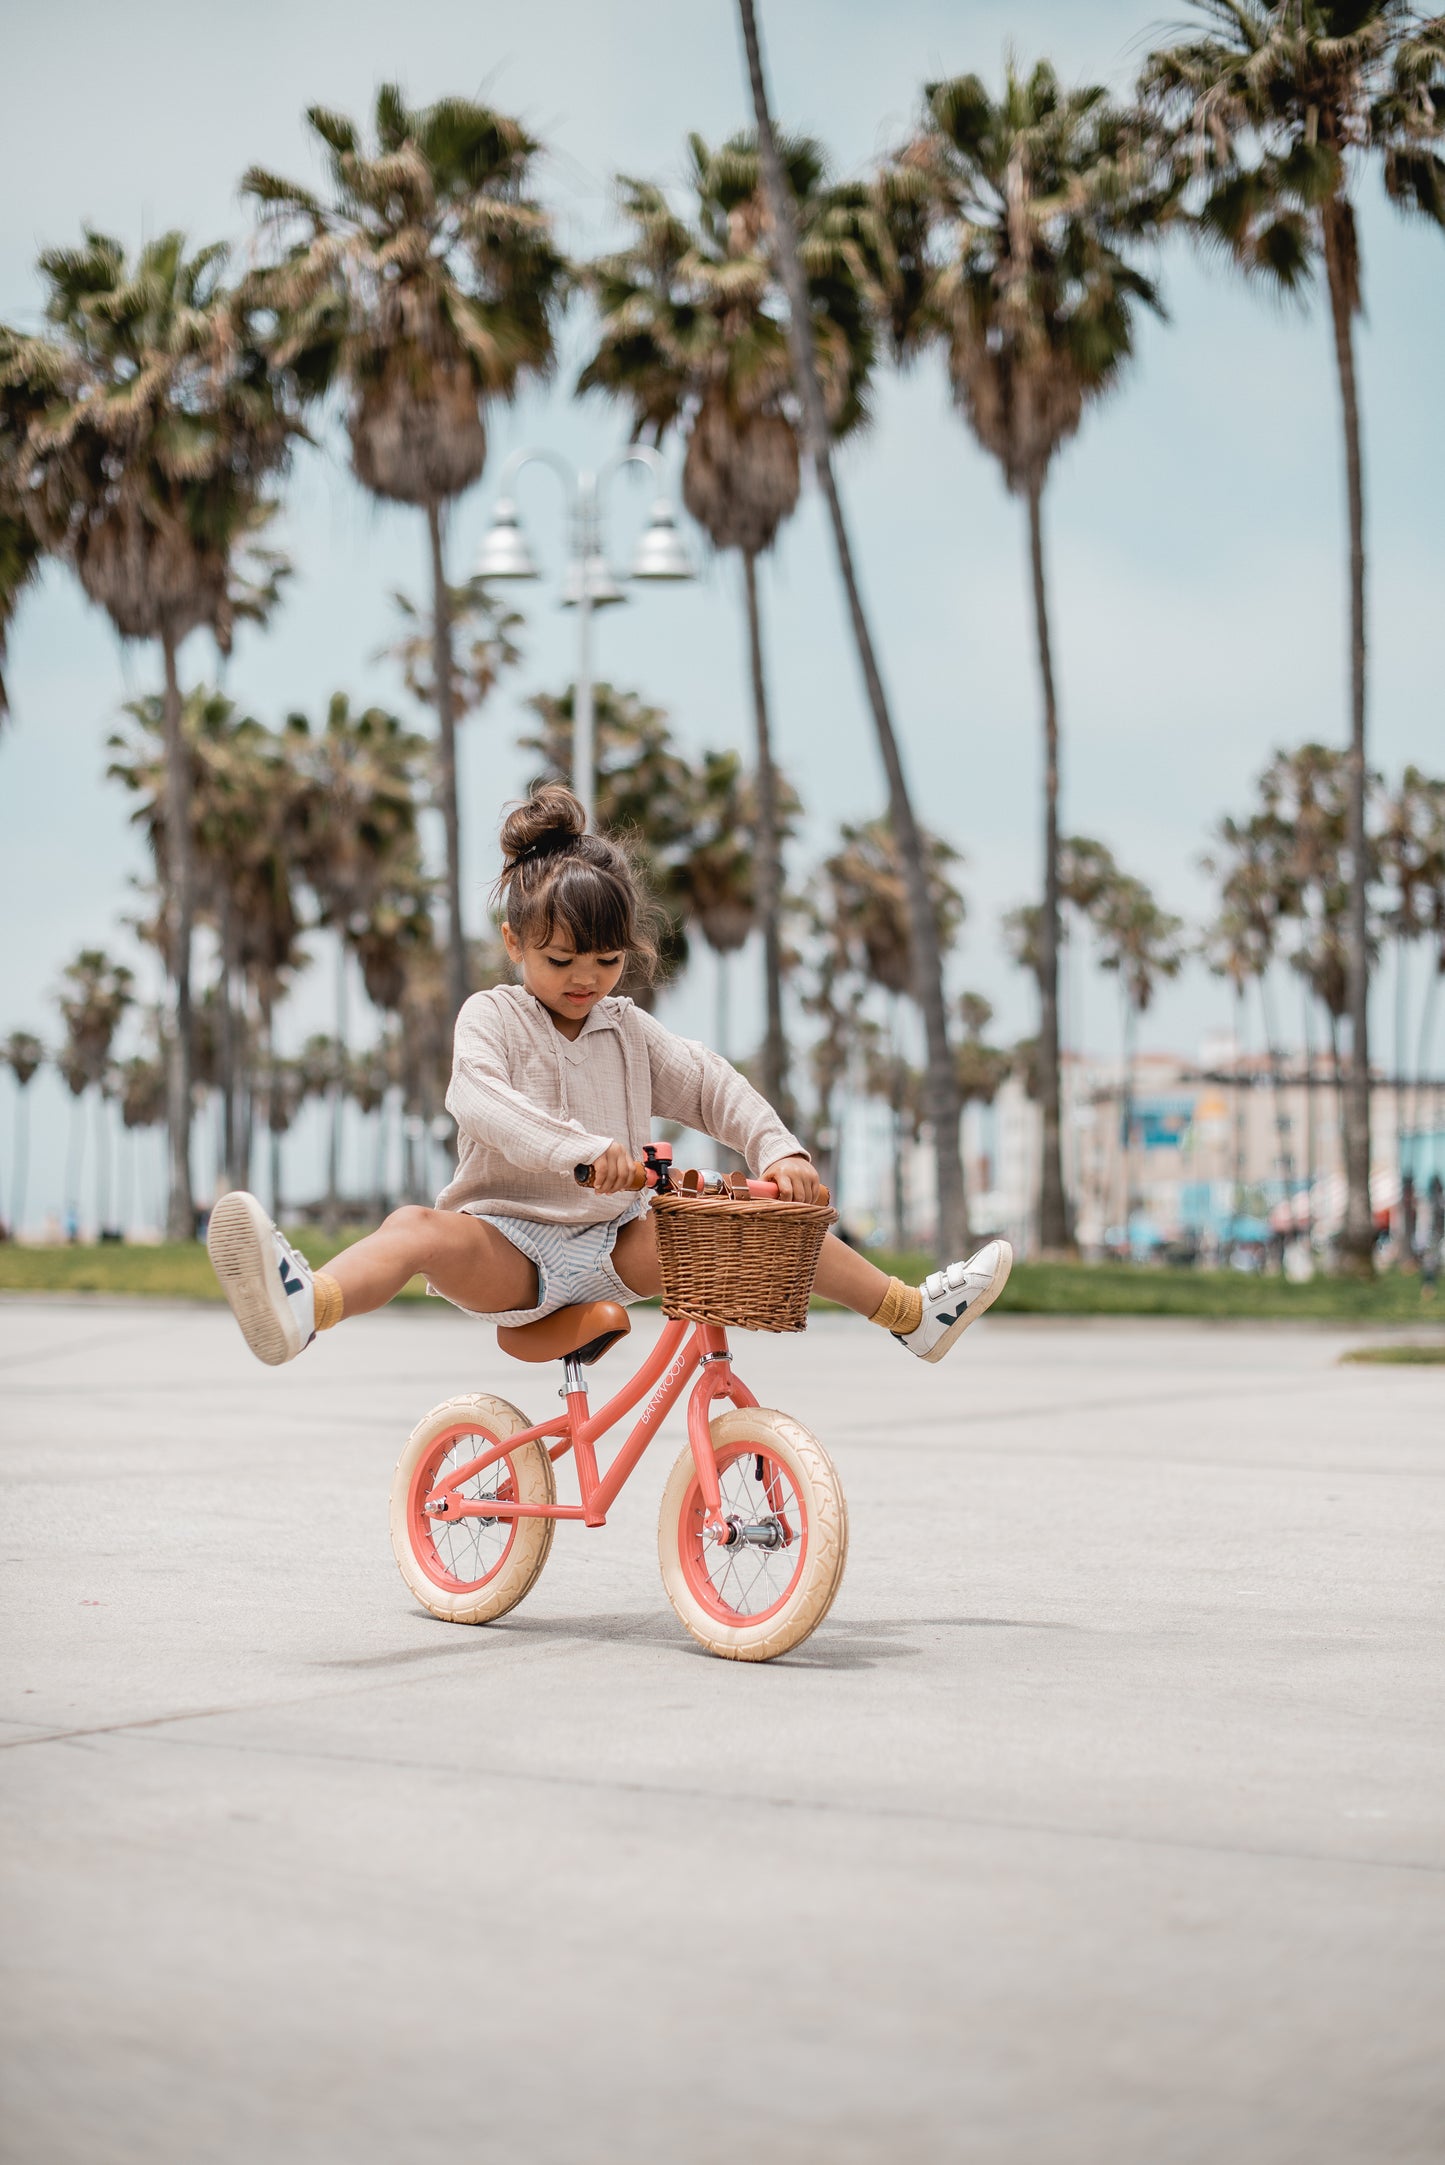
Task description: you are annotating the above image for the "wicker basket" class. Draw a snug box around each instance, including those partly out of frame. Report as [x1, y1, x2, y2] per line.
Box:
[650, 1189, 838, 1332]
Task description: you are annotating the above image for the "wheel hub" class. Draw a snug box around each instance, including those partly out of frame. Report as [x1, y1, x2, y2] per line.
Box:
[711, 1513, 789, 1551]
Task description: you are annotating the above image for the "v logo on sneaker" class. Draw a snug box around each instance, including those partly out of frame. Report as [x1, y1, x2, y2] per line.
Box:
[279, 1260, 302, 1296]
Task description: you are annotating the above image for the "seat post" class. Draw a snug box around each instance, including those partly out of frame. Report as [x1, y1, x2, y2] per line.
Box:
[562, 1355, 605, 1525]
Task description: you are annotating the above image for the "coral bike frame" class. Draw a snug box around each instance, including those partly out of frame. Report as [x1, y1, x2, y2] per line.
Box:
[420, 1318, 760, 1537]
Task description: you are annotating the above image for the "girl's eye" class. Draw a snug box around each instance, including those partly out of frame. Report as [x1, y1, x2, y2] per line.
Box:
[597, 956, 621, 969]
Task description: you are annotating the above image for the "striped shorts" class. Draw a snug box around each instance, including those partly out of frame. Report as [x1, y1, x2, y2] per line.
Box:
[437, 1196, 651, 1325]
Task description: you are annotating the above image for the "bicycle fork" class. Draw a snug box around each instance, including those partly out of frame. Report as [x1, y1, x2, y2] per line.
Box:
[685, 1327, 758, 1536]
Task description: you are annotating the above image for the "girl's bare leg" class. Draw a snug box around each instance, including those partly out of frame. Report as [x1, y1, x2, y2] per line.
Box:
[613, 1217, 889, 1318]
[325, 1207, 538, 1318]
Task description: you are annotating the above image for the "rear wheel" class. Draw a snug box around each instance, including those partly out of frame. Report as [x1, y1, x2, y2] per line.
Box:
[658, 1408, 847, 1661]
[390, 1394, 555, 1625]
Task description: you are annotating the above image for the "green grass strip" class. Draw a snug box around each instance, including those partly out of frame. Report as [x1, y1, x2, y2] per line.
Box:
[2, 1237, 1442, 1323]
[1339, 1341, 1445, 1365]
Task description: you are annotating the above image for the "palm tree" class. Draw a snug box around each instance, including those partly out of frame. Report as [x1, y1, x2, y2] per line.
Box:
[55, 950, 134, 1237]
[797, 929, 873, 1205]
[1408, 776, 1445, 1134]
[1141, 2, 1445, 1272]
[245, 86, 566, 1026]
[818, 817, 965, 1244]
[1378, 765, 1441, 1163]
[111, 688, 300, 1194]
[382, 574, 522, 721]
[116, 1048, 167, 1235]
[288, 695, 427, 1224]
[1206, 809, 1306, 1215]
[0, 508, 42, 723]
[1263, 741, 1353, 1227]
[738, 0, 1001, 1256]
[673, 748, 801, 1056]
[2, 1030, 42, 1239]
[0, 232, 299, 1235]
[885, 62, 1164, 1256]
[579, 132, 874, 1123]
[1095, 875, 1186, 1233]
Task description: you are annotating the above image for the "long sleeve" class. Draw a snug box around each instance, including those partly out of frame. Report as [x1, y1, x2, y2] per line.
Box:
[445, 999, 611, 1179]
[634, 1007, 807, 1176]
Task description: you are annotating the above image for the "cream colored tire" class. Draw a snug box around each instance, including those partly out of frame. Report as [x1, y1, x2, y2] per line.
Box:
[390, 1394, 555, 1625]
[658, 1408, 848, 1662]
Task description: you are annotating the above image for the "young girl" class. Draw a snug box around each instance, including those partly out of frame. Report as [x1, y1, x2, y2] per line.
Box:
[207, 784, 1011, 1364]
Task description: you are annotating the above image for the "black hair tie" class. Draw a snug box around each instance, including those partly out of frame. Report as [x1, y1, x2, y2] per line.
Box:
[510, 830, 580, 871]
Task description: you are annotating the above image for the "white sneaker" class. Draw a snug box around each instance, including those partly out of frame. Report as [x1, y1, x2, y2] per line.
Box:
[898, 1239, 1013, 1363]
[207, 1191, 317, 1366]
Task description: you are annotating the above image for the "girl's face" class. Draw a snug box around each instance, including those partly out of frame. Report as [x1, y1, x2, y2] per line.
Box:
[502, 922, 626, 1036]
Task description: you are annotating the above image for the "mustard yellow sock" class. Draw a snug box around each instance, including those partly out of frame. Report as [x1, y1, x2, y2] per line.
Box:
[868, 1276, 924, 1336]
[312, 1270, 345, 1332]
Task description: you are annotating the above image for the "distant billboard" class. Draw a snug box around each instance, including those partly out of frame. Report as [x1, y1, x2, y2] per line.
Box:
[1123, 1097, 1194, 1150]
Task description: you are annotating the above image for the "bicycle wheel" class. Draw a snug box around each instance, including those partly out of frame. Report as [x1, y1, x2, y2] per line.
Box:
[390, 1394, 556, 1625]
[657, 1407, 848, 1661]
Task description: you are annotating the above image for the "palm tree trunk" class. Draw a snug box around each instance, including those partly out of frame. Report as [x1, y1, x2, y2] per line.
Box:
[1121, 994, 1137, 1241]
[64, 1092, 84, 1237]
[94, 1086, 111, 1235]
[12, 1084, 30, 1240]
[160, 631, 195, 1239]
[1231, 984, 1247, 1251]
[428, 502, 468, 1027]
[1258, 971, 1295, 1211]
[1416, 942, 1442, 1136]
[1027, 481, 1070, 1254]
[1323, 206, 1372, 1275]
[1301, 978, 1316, 1249]
[738, 0, 967, 1255]
[1394, 936, 1409, 1190]
[742, 550, 792, 1123]
[217, 892, 237, 1192]
[260, 994, 278, 1218]
[326, 945, 347, 1235]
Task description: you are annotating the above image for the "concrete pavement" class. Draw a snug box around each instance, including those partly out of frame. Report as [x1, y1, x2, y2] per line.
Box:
[1, 1297, 1442, 2164]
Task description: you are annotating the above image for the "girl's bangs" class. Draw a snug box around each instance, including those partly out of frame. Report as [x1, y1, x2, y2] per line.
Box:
[539, 864, 634, 955]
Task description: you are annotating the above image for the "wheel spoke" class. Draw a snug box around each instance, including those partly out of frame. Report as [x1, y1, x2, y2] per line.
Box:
[416, 1430, 519, 1590]
[686, 1445, 806, 1622]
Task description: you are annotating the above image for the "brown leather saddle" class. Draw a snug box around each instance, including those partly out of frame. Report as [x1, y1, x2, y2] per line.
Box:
[496, 1299, 632, 1367]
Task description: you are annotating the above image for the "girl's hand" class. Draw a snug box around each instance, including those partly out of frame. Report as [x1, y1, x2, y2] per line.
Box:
[764, 1155, 823, 1203]
[589, 1141, 643, 1195]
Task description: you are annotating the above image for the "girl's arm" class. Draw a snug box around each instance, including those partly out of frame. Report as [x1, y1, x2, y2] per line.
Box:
[446, 1012, 611, 1179]
[634, 1008, 807, 1177]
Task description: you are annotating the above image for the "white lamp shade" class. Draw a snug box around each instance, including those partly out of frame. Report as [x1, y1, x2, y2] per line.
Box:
[629, 499, 695, 581]
[561, 553, 626, 608]
[474, 500, 539, 580]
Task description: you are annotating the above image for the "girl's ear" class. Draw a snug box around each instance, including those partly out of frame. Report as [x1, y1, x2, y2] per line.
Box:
[501, 922, 524, 966]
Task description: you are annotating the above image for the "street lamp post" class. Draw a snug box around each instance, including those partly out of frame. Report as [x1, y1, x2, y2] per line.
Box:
[474, 445, 694, 829]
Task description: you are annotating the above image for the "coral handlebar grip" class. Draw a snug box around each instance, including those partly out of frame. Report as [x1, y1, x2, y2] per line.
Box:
[573, 1161, 650, 1191]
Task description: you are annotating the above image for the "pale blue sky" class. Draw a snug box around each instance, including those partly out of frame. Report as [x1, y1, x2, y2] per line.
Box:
[2, 0, 1442, 1226]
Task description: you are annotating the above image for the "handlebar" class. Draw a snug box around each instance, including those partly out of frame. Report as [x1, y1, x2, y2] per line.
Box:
[573, 1160, 803, 1201]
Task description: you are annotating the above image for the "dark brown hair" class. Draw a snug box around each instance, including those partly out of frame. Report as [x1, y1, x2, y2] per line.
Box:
[496, 783, 657, 975]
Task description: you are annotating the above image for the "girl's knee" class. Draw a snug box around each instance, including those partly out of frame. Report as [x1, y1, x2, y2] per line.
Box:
[381, 1204, 444, 1258]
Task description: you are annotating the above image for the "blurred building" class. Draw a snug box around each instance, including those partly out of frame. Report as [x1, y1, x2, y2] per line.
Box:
[966, 1043, 1442, 1260]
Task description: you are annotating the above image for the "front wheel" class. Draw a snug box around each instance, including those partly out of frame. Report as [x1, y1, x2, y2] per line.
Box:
[390, 1394, 555, 1625]
[658, 1408, 848, 1662]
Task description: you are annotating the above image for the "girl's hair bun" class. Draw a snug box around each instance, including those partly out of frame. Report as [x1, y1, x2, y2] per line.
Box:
[494, 779, 658, 978]
[500, 782, 586, 867]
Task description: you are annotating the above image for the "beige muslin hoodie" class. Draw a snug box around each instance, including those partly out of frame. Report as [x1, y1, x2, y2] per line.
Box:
[437, 983, 806, 1226]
